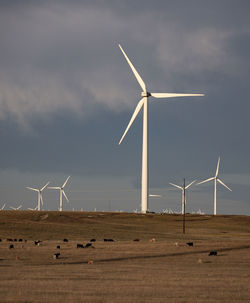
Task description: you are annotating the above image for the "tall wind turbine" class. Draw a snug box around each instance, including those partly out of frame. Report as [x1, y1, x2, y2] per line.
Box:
[197, 157, 232, 215]
[118, 44, 204, 214]
[169, 180, 196, 214]
[48, 176, 70, 211]
[26, 182, 50, 211]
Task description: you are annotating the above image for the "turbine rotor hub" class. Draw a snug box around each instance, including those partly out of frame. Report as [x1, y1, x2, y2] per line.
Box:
[141, 91, 150, 97]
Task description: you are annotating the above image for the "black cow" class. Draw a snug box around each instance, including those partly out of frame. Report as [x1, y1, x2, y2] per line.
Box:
[133, 239, 140, 242]
[56, 245, 61, 249]
[186, 242, 194, 247]
[53, 253, 60, 259]
[7, 239, 13, 242]
[63, 239, 68, 242]
[209, 251, 218, 256]
[85, 243, 92, 248]
[77, 244, 84, 248]
[104, 239, 114, 242]
[90, 239, 96, 242]
[9, 244, 14, 249]
[34, 240, 42, 246]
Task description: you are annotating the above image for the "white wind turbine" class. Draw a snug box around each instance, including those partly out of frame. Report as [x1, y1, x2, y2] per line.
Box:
[169, 180, 196, 214]
[48, 176, 70, 211]
[10, 204, 22, 210]
[26, 182, 50, 211]
[197, 157, 232, 215]
[118, 44, 204, 214]
[1, 203, 6, 210]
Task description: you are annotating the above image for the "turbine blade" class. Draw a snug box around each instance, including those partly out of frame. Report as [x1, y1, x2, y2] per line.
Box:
[62, 176, 70, 188]
[119, 98, 145, 145]
[217, 178, 232, 191]
[48, 187, 61, 190]
[215, 157, 220, 177]
[119, 44, 146, 92]
[149, 194, 162, 198]
[62, 190, 69, 202]
[41, 181, 50, 191]
[17, 205, 22, 210]
[26, 187, 39, 192]
[196, 177, 215, 185]
[150, 93, 204, 98]
[10, 207, 16, 210]
[1, 203, 6, 210]
[185, 180, 196, 189]
[169, 183, 183, 190]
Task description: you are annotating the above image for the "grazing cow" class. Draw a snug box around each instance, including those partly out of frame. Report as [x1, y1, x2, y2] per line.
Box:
[56, 245, 61, 249]
[0, 239, 2, 242]
[77, 244, 84, 248]
[9, 244, 14, 249]
[7, 238, 13, 242]
[34, 240, 42, 246]
[18, 239, 23, 242]
[133, 239, 140, 242]
[90, 239, 96, 242]
[209, 251, 218, 256]
[104, 239, 114, 242]
[85, 243, 92, 248]
[149, 238, 156, 242]
[14, 239, 17, 242]
[53, 253, 60, 259]
[63, 239, 68, 242]
[186, 242, 194, 247]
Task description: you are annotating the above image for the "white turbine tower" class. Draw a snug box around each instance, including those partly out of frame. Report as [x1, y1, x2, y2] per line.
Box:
[169, 180, 196, 214]
[26, 182, 50, 211]
[48, 176, 70, 211]
[197, 157, 232, 215]
[118, 44, 204, 214]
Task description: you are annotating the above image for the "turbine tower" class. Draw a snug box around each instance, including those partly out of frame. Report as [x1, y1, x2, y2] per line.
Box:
[169, 180, 196, 214]
[26, 182, 50, 211]
[118, 44, 204, 214]
[48, 176, 70, 211]
[197, 157, 232, 215]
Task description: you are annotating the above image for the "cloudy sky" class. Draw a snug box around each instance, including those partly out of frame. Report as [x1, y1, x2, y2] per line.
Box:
[0, 0, 249, 214]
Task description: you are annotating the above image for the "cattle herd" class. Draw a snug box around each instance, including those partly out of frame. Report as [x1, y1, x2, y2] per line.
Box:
[0, 237, 218, 259]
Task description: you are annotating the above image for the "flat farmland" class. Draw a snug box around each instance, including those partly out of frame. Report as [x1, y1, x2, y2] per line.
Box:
[0, 211, 250, 302]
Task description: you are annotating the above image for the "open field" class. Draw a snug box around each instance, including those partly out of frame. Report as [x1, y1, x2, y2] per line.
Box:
[0, 211, 250, 302]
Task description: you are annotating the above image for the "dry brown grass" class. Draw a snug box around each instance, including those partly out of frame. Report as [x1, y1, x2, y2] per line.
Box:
[0, 211, 250, 302]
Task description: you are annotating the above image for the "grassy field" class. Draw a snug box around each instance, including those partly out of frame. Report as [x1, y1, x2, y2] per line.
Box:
[0, 211, 250, 302]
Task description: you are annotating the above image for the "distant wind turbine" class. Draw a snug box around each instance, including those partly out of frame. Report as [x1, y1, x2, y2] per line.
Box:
[26, 182, 50, 211]
[1, 203, 6, 210]
[10, 204, 22, 210]
[28, 206, 38, 211]
[196, 157, 232, 215]
[48, 176, 70, 211]
[169, 180, 196, 214]
[118, 44, 204, 214]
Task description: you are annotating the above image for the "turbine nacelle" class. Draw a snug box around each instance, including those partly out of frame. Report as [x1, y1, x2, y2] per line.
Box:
[141, 91, 151, 97]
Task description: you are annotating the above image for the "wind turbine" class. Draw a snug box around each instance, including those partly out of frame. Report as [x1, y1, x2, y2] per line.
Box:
[197, 157, 232, 215]
[48, 176, 70, 211]
[28, 206, 38, 211]
[118, 44, 204, 214]
[1, 203, 6, 210]
[26, 182, 50, 211]
[169, 180, 196, 214]
[10, 204, 22, 210]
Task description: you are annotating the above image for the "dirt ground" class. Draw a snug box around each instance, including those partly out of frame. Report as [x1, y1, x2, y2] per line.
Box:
[0, 211, 250, 302]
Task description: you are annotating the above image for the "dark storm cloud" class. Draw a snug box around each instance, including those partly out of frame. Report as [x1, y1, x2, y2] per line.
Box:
[0, 0, 249, 127]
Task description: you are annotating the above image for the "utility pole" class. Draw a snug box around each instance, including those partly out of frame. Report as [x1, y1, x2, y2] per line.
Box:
[183, 178, 186, 234]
